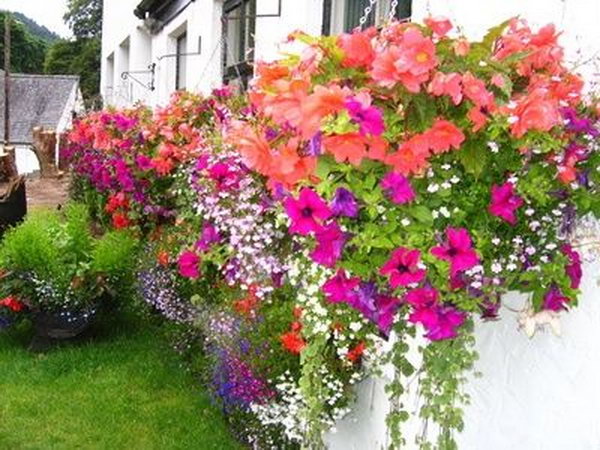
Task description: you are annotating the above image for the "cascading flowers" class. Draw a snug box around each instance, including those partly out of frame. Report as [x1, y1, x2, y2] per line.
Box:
[228, 17, 600, 448]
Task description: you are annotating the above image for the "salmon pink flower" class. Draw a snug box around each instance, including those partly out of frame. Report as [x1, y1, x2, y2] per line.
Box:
[323, 133, 368, 166]
[543, 286, 570, 311]
[488, 182, 524, 225]
[462, 72, 493, 108]
[426, 119, 465, 154]
[453, 38, 470, 56]
[338, 30, 376, 68]
[380, 247, 426, 288]
[284, 188, 332, 235]
[395, 28, 438, 76]
[386, 135, 430, 175]
[331, 187, 359, 218]
[467, 106, 488, 132]
[345, 98, 385, 136]
[428, 72, 463, 105]
[562, 244, 582, 289]
[510, 89, 560, 138]
[424, 16, 453, 38]
[431, 228, 480, 277]
[380, 172, 416, 204]
[322, 269, 361, 303]
[310, 222, 348, 268]
[178, 251, 200, 279]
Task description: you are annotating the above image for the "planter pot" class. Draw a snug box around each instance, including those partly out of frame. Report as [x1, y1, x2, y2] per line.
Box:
[0, 176, 27, 234]
[29, 306, 97, 352]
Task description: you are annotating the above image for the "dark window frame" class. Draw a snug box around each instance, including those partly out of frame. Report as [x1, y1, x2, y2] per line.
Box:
[222, 0, 256, 88]
[175, 31, 187, 90]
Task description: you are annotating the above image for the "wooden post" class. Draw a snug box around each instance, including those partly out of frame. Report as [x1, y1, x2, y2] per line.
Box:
[3, 13, 18, 179]
[32, 127, 58, 178]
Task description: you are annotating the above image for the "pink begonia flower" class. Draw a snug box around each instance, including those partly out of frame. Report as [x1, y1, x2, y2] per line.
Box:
[543, 286, 570, 311]
[322, 269, 361, 303]
[489, 182, 524, 225]
[380, 247, 426, 288]
[284, 188, 332, 235]
[380, 172, 416, 204]
[178, 251, 200, 279]
[428, 72, 463, 105]
[431, 228, 480, 277]
[561, 244, 582, 289]
[310, 222, 347, 268]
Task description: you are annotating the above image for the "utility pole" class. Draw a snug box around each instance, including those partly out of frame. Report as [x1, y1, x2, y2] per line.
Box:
[3, 12, 18, 179]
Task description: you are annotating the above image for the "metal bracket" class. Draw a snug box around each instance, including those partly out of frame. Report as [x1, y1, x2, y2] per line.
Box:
[121, 63, 156, 91]
[157, 51, 202, 61]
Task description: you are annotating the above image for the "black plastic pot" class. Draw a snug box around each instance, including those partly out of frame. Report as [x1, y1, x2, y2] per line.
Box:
[29, 306, 97, 352]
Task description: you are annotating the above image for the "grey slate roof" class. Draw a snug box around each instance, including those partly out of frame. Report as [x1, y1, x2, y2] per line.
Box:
[0, 69, 80, 145]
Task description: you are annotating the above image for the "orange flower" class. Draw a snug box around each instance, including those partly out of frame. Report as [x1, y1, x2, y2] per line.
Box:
[260, 78, 310, 130]
[323, 133, 367, 166]
[253, 61, 290, 89]
[157, 250, 170, 267]
[234, 288, 259, 319]
[426, 119, 465, 154]
[280, 331, 306, 354]
[301, 84, 350, 138]
[386, 138, 430, 176]
[151, 156, 174, 176]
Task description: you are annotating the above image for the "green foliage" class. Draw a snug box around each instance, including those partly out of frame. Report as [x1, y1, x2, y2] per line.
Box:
[64, 0, 103, 39]
[45, 37, 101, 105]
[0, 12, 48, 73]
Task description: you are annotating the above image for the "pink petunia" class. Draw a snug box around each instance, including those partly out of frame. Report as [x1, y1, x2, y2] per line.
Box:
[488, 182, 524, 225]
[561, 244, 582, 289]
[178, 251, 200, 279]
[380, 247, 426, 288]
[284, 188, 332, 235]
[431, 228, 480, 277]
[543, 286, 570, 311]
[404, 286, 439, 309]
[310, 222, 348, 268]
[380, 172, 416, 204]
[322, 269, 361, 303]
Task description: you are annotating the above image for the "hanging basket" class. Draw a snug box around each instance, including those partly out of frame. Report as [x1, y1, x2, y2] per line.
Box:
[29, 305, 98, 352]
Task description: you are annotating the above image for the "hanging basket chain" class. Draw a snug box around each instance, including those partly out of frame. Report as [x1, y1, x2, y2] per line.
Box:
[358, 0, 379, 30]
[388, 0, 399, 21]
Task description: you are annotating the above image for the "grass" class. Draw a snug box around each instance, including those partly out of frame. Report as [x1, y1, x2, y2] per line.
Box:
[0, 313, 241, 450]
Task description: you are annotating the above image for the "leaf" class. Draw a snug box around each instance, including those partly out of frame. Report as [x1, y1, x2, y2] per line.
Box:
[408, 205, 434, 225]
[458, 139, 487, 178]
[480, 18, 513, 50]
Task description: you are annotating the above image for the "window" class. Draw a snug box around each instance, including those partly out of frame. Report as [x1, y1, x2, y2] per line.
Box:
[222, 0, 256, 87]
[106, 53, 115, 91]
[176, 32, 187, 90]
[323, 0, 412, 35]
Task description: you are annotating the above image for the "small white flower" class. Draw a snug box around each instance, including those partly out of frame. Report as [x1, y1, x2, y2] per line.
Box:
[492, 237, 501, 246]
[401, 218, 411, 226]
[450, 176, 460, 184]
[491, 262, 502, 273]
[439, 206, 450, 218]
[525, 208, 535, 216]
[427, 183, 440, 193]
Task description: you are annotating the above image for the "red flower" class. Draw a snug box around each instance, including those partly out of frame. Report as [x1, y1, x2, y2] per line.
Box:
[426, 119, 465, 154]
[105, 192, 129, 213]
[281, 331, 306, 354]
[112, 212, 131, 229]
[157, 250, 170, 267]
[0, 296, 25, 312]
[347, 341, 366, 363]
[234, 288, 259, 318]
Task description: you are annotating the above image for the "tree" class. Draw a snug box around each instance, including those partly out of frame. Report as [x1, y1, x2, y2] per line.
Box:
[0, 12, 48, 73]
[63, 0, 103, 39]
[44, 38, 100, 105]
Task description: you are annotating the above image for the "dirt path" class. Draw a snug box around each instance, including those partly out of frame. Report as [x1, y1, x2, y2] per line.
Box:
[25, 175, 70, 210]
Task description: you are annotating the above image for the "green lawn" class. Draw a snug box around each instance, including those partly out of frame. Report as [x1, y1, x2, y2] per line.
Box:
[0, 314, 240, 449]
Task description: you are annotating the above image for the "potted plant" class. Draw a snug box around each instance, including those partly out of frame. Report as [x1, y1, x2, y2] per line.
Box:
[0, 203, 138, 349]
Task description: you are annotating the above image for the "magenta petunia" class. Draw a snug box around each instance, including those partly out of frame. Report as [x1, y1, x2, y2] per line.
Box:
[409, 303, 466, 341]
[488, 182, 524, 225]
[178, 251, 200, 279]
[196, 223, 222, 251]
[380, 172, 416, 205]
[310, 222, 348, 268]
[380, 247, 426, 288]
[404, 286, 439, 309]
[431, 227, 480, 277]
[374, 294, 402, 336]
[561, 244, 582, 289]
[284, 188, 332, 235]
[543, 286, 570, 311]
[322, 269, 361, 303]
[345, 98, 385, 136]
[208, 162, 241, 190]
